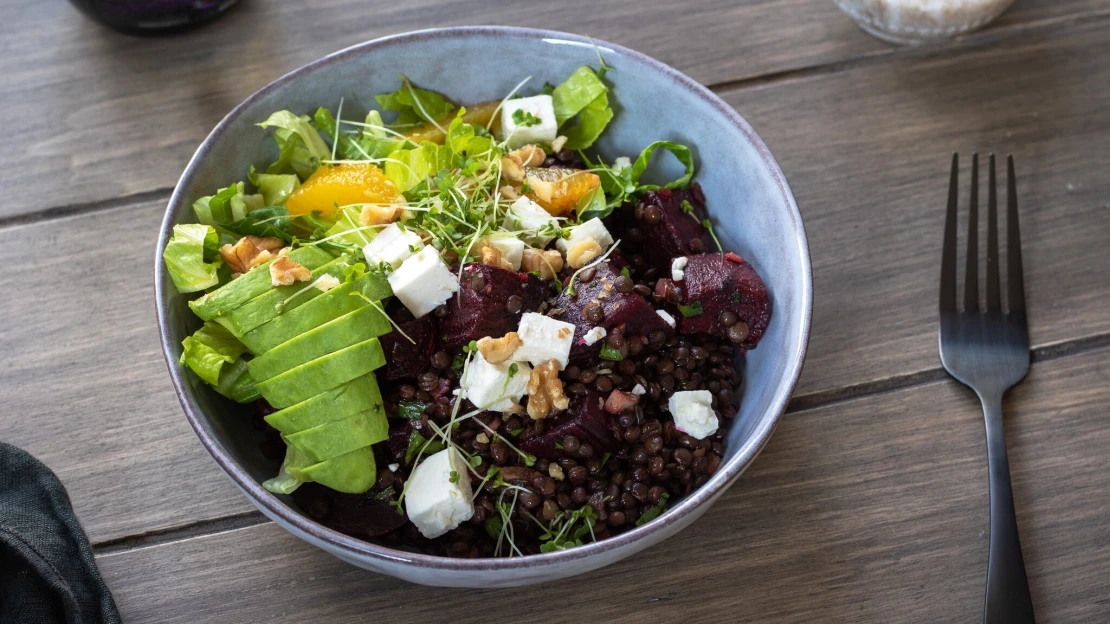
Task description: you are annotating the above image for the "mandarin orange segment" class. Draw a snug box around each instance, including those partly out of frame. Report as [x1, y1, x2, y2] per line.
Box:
[284, 162, 401, 217]
[522, 168, 601, 217]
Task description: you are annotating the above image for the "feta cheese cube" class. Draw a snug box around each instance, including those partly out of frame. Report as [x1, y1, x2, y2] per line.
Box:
[503, 196, 560, 245]
[671, 257, 688, 281]
[556, 218, 614, 257]
[363, 223, 422, 269]
[387, 246, 458, 318]
[514, 312, 576, 369]
[500, 95, 558, 149]
[582, 326, 607, 346]
[404, 448, 474, 538]
[461, 351, 531, 411]
[631, 383, 647, 396]
[656, 309, 676, 328]
[667, 390, 719, 440]
[480, 233, 525, 271]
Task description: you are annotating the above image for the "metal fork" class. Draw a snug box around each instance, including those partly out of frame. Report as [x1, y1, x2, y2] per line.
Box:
[939, 153, 1035, 623]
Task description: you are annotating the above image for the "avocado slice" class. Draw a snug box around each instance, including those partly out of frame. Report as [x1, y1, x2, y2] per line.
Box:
[264, 374, 383, 434]
[256, 337, 385, 408]
[239, 272, 391, 353]
[189, 246, 332, 320]
[215, 256, 353, 337]
[247, 305, 391, 383]
[284, 407, 389, 463]
[290, 446, 376, 494]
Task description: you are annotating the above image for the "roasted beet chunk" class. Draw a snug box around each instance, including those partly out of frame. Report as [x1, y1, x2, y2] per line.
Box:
[520, 390, 621, 461]
[438, 263, 545, 349]
[292, 482, 408, 539]
[635, 186, 712, 271]
[379, 315, 436, 381]
[552, 260, 668, 364]
[677, 252, 771, 348]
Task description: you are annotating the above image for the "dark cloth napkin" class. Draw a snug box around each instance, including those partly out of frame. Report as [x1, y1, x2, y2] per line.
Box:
[0, 443, 121, 624]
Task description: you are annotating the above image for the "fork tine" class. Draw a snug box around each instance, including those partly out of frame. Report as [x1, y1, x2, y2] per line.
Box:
[964, 153, 979, 312]
[940, 153, 959, 313]
[986, 154, 1001, 311]
[1007, 155, 1026, 315]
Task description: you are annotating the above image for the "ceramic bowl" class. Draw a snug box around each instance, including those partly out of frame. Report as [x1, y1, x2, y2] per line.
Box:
[156, 26, 811, 587]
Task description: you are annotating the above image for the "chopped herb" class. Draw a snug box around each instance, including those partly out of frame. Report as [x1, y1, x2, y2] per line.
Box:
[451, 352, 467, 375]
[599, 452, 611, 467]
[404, 431, 444, 465]
[397, 399, 426, 420]
[635, 493, 670, 526]
[555, 442, 564, 450]
[620, 266, 631, 278]
[732, 291, 742, 304]
[511, 108, 543, 127]
[678, 301, 704, 318]
[681, 200, 696, 215]
[521, 182, 532, 194]
[510, 428, 524, 436]
[599, 343, 624, 361]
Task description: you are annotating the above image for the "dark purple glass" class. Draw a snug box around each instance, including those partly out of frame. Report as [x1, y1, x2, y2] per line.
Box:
[67, 0, 241, 35]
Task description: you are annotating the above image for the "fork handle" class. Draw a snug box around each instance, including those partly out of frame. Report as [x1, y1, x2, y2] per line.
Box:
[981, 394, 1035, 624]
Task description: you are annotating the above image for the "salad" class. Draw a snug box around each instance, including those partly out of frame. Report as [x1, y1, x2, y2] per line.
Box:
[164, 55, 771, 557]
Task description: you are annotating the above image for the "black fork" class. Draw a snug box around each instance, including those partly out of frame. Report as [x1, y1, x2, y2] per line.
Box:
[938, 153, 1035, 624]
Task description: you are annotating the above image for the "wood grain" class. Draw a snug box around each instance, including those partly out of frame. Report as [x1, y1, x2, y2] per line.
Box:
[0, 203, 255, 543]
[1, 0, 1107, 218]
[724, 20, 1110, 397]
[94, 347, 1110, 623]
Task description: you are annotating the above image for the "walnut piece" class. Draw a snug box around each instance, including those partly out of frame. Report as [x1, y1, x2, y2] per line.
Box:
[550, 135, 568, 153]
[219, 236, 285, 275]
[246, 235, 285, 252]
[476, 332, 522, 365]
[499, 144, 546, 183]
[480, 246, 513, 271]
[359, 204, 401, 226]
[520, 248, 564, 279]
[269, 256, 312, 287]
[526, 359, 569, 420]
[566, 238, 603, 269]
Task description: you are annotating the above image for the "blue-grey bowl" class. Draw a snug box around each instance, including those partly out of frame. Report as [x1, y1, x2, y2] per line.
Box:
[156, 26, 812, 587]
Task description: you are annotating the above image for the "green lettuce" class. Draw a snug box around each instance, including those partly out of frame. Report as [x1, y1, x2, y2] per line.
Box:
[446, 109, 497, 160]
[385, 141, 454, 193]
[223, 206, 294, 243]
[257, 111, 331, 179]
[375, 75, 455, 126]
[163, 224, 222, 293]
[179, 321, 248, 386]
[256, 173, 300, 206]
[193, 182, 264, 226]
[263, 444, 313, 494]
[631, 141, 695, 191]
[551, 66, 613, 150]
[313, 107, 403, 161]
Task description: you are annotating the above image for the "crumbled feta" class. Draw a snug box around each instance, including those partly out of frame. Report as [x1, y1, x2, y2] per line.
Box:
[500, 95, 558, 148]
[612, 156, 632, 171]
[556, 218, 614, 257]
[503, 196, 560, 245]
[671, 256, 688, 282]
[461, 351, 531, 411]
[656, 309, 676, 328]
[387, 463, 400, 472]
[363, 223, 422, 269]
[312, 274, 341, 292]
[404, 448, 474, 538]
[668, 390, 719, 440]
[481, 233, 525, 271]
[631, 384, 647, 396]
[582, 326, 607, 346]
[387, 246, 458, 318]
[514, 312, 576, 369]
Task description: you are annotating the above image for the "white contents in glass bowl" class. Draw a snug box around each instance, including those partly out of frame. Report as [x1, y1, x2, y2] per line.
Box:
[836, 0, 1013, 45]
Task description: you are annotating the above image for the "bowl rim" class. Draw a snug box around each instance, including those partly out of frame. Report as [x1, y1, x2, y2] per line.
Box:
[156, 25, 812, 572]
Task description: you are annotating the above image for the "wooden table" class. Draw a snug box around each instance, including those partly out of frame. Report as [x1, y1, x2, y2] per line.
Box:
[2, 1, 1108, 621]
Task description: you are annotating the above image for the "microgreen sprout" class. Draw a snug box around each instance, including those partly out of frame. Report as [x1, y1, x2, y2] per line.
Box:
[702, 219, 722, 251]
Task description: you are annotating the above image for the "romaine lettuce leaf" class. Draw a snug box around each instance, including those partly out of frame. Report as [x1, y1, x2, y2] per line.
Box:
[193, 182, 264, 225]
[263, 444, 313, 494]
[258, 111, 330, 179]
[561, 90, 613, 151]
[375, 75, 455, 126]
[215, 358, 260, 403]
[254, 173, 299, 206]
[385, 141, 454, 193]
[324, 206, 377, 249]
[179, 321, 248, 386]
[551, 66, 609, 126]
[163, 224, 222, 293]
[446, 109, 496, 160]
[631, 141, 695, 191]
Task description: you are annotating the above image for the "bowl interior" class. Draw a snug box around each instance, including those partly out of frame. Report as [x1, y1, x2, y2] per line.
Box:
[158, 27, 810, 576]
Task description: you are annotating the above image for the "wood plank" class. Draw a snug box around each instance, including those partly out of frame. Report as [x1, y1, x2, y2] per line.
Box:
[95, 347, 1110, 623]
[0, 0, 1106, 217]
[721, 20, 1110, 396]
[0, 203, 255, 542]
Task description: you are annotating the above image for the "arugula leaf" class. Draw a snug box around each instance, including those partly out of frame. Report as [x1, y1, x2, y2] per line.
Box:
[163, 224, 222, 293]
[397, 399, 427, 420]
[577, 184, 610, 222]
[635, 493, 670, 526]
[552, 66, 608, 126]
[179, 321, 248, 386]
[631, 141, 695, 191]
[222, 206, 294, 242]
[375, 75, 455, 126]
[404, 431, 445, 465]
[599, 343, 624, 361]
[579, 152, 635, 218]
[677, 301, 704, 317]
